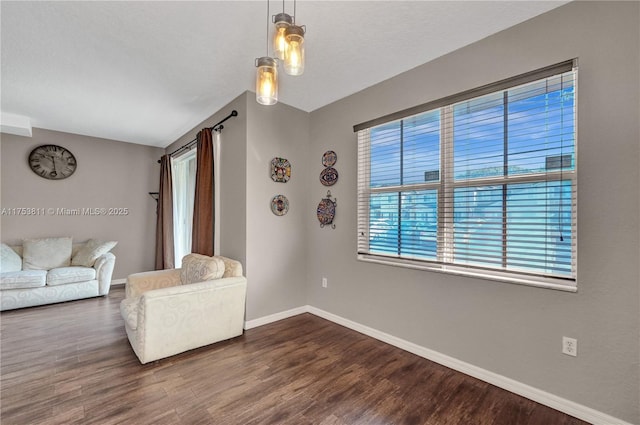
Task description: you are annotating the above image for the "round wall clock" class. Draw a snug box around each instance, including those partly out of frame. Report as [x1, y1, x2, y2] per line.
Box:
[28, 145, 77, 180]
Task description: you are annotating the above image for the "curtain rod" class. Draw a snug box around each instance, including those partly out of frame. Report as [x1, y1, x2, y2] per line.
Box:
[159, 110, 238, 163]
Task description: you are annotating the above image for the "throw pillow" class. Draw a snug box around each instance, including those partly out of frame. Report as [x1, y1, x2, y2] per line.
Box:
[0, 243, 22, 273]
[71, 239, 118, 267]
[180, 253, 225, 285]
[22, 237, 73, 270]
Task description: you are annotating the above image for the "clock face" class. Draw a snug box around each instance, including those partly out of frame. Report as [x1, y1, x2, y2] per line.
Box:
[28, 145, 77, 180]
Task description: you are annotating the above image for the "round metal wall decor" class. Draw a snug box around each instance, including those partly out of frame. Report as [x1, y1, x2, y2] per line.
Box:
[271, 157, 291, 183]
[322, 150, 337, 167]
[319, 167, 338, 186]
[271, 195, 289, 216]
[317, 190, 337, 229]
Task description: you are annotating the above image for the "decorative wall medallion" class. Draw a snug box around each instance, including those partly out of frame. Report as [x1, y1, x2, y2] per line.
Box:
[28, 144, 77, 180]
[271, 195, 289, 216]
[271, 157, 291, 183]
[317, 190, 337, 229]
[322, 150, 337, 167]
[319, 167, 338, 186]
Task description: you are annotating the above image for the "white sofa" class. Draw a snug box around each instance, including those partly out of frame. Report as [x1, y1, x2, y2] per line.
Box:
[0, 237, 116, 311]
[120, 253, 247, 364]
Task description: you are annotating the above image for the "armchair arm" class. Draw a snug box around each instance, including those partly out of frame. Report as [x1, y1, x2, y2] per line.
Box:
[134, 276, 247, 363]
[94, 252, 116, 295]
[126, 268, 181, 299]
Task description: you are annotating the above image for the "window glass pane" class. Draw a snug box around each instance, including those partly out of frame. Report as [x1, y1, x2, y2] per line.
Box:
[400, 190, 438, 259]
[453, 93, 505, 180]
[506, 181, 573, 276]
[370, 122, 401, 187]
[357, 66, 577, 285]
[172, 151, 197, 267]
[402, 111, 440, 185]
[369, 192, 399, 254]
[507, 73, 575, 175]
[453, 186, 503, 268]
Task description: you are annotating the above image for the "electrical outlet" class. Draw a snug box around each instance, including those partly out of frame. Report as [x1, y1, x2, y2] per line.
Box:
[562, 336, 577, 357]
[322, 277, 328, 288]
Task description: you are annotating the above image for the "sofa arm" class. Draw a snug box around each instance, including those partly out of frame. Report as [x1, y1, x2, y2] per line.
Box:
[94, 252, 116, 295]
[126, 268, 181, 299]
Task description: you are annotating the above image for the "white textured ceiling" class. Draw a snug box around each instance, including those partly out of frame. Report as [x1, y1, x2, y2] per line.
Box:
[1, 1, 569, 148]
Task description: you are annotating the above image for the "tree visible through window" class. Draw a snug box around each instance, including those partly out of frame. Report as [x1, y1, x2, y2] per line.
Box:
[357, 63, 577, 288]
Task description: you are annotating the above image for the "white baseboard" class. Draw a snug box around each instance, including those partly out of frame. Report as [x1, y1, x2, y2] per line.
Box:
[244, 306, 308, 330]
[246, 304, 633, 425]
[111, 278, 126, 286]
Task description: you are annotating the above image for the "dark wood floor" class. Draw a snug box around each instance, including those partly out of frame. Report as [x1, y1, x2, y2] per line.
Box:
[1, 286, 589, 425]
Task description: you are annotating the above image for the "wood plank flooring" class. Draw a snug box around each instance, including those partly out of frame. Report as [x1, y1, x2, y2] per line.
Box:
[1, 286, 590, 425]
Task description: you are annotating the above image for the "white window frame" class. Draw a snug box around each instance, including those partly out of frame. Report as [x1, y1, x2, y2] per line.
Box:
[355, 61, 578, 292]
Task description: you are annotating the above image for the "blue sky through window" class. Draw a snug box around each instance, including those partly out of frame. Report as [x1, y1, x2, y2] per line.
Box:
[365, 71, 576, 277]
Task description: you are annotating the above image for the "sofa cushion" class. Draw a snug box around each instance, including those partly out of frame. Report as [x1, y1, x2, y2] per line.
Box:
[22, 237, 72, 270]
[0, 270, 47, 289]
[180, 253, 225, 285]
[47, 267, 97, 286]
[220, 257, 243, 278]
[0, 243, 22, 273]
[120, 297, 139, 330]
[71, 239, 118, 267]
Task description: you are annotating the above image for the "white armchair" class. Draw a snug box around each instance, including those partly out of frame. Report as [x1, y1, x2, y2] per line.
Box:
[120, 254, 247, 364]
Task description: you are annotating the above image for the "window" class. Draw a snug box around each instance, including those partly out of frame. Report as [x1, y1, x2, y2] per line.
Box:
[356, 61, 577, 290]
[172, 149, 197, 267]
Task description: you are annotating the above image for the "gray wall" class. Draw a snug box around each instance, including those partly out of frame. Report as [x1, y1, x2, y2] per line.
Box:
[0, 128, 163, 279]
[167, 91, 309, 322]
[307, 2, 639, 423]
[245, 96, 310, 321]
[166, 92, 248, 268]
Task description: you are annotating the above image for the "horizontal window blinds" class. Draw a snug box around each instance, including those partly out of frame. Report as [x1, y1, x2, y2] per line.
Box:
[354, 59, 575, 133]
[357, 62, 577, 286]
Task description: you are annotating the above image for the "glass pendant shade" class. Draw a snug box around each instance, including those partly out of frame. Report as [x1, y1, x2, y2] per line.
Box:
[255, 57, 278, 105]
[284, 25, 305, 76]
[273, 13, 293, 60]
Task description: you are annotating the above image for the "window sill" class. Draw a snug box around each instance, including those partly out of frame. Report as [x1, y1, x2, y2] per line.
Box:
[357, 254, 577, 292]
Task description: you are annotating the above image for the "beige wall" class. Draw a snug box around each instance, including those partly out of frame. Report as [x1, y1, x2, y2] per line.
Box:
[307, 2, 639, 423]
[0, 128, 164, 279]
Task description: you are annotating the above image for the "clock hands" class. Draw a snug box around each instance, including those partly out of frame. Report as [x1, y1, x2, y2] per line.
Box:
[43, 152, 58, 177]
[29, 145, 77, 180]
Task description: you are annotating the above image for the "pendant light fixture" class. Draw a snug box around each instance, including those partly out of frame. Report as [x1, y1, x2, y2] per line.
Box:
[256, 0, 278, 105]
[283, 0, 305, 76]
[273, 5, 293, 60]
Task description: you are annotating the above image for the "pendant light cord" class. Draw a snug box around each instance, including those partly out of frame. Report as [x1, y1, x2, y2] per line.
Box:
[266, 0, 270, 56]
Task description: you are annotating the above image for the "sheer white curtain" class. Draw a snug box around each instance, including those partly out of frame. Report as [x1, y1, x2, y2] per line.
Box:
[171, 149, 197, 267]
[213, 131, 221, 254]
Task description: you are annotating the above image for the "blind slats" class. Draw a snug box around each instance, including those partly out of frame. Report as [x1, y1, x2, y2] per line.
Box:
[356, 63, 577, 286]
